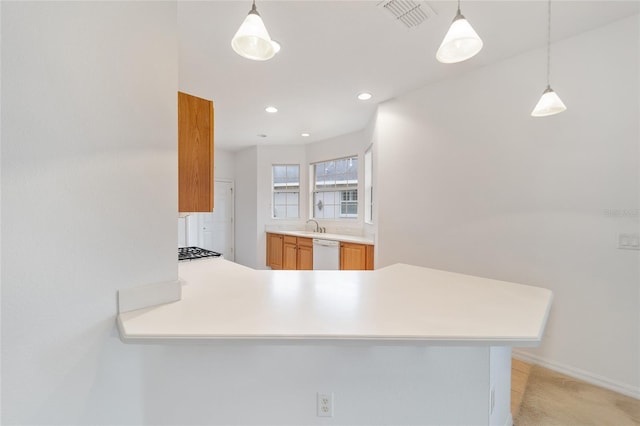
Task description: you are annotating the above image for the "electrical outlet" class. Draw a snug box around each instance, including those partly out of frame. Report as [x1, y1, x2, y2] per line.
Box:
[317, 392, 333, 417]
[618, 233, 640, 250]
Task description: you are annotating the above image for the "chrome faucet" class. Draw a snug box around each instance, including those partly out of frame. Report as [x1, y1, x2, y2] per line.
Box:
[306, 219, 320, 233]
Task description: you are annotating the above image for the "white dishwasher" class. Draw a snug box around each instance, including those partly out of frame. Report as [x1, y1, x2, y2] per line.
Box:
[312, 239, 340, 270]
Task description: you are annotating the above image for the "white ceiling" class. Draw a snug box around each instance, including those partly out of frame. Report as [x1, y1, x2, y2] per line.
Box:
[178, 1, 639, 150]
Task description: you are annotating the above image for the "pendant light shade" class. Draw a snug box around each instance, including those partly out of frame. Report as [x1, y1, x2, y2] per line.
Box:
[436, 7, 483, 64]
[531, 85, 567, 117]
[531, 0, 566, 117]
[231, 1, 275, 61]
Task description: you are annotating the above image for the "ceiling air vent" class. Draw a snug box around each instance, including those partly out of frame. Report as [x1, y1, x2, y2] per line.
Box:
[377, 0, 437, 29]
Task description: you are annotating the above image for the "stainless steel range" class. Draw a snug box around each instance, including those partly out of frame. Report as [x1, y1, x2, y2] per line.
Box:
[178, 247, 222, 261]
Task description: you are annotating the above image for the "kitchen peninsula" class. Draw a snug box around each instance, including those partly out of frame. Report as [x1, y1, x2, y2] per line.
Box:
[117, 258, 552, 425]
[118, 259, 551, 343]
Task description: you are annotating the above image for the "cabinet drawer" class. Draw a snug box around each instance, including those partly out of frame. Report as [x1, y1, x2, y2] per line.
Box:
[297, 237, 313, 247]
[283, 235, 297, 245]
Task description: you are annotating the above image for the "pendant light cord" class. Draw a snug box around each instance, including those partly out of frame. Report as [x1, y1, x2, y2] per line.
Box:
[546, 0, 551, 87]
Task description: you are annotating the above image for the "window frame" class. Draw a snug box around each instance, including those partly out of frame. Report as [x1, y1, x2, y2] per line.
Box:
[310, 155, 359, 220]
[364, 145, 373, 224]
[272, 164, 300, 219]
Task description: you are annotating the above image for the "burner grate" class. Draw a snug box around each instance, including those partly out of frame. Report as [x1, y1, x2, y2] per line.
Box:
[178, 247, 222, 261]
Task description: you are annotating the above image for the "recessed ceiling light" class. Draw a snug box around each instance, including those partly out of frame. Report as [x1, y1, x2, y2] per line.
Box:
[301, 132, 310, 137]
[265, 106, 278, 113]
[357, 92, 372, 101]
[271, 40, 281, 54]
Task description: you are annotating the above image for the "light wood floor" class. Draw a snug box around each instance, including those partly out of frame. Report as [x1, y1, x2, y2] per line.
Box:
[511, 358, 533, 417]
[511, 359, 640, 425]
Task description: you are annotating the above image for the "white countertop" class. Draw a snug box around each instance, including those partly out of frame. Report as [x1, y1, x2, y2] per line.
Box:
[118, 259, 552, 345]
[267, 229, 374, 245]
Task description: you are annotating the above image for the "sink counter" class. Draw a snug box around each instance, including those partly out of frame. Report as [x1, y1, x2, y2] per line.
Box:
[266, 229, 374, 245]
[117, 258, 552, 345]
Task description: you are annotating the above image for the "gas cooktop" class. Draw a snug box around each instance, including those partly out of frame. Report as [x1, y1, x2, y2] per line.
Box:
[178, 247, 222, 261]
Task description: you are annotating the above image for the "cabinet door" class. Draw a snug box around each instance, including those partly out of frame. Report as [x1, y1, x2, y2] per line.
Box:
[178, 92, 214, 212]
[282, 236, 298, 270]
[365, 244, 374, 270]
[297, 237, 313, 270]
[340, 243, 374, 270]
[340, 242, 367, 270]
[266, 233, 283, 270]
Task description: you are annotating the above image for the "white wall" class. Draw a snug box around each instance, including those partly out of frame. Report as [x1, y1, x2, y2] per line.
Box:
[214, 146, 236, 181]
[374, 15, 639, 396]
[234, 146, 259, 268]
[139, 345, 497, 425]
[1, 2, 178, 424]
[362, 115, 378, 243]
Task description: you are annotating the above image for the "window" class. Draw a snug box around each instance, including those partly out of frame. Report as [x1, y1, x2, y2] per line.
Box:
[273, 164, 299, 218]
[312, 156, 358, 219]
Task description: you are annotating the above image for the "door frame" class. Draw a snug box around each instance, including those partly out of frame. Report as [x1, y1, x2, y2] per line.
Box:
[213, 178, 235, 261]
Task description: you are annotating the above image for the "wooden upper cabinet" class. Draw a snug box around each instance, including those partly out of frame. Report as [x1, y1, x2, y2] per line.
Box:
[178, 91, 214, 212]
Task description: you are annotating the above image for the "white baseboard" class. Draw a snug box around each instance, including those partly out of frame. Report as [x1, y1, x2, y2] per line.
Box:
[118, 279, 181, 313]
[512, 349, 640, 400]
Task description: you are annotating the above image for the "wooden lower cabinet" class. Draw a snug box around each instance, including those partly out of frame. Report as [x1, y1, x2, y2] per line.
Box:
[268, 233, 373, 271]
[267, 233, 313, 270]
[296, 237, 313, 270]
[340, 242, 374, 270]
[266, 233, 284, 269]
[282, 236, 298, 270]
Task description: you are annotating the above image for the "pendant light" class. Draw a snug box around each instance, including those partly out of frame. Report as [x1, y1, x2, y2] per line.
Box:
[531, 0, 566, 117]
[436, 0, 483, 64]
[231, 0, 276, 61]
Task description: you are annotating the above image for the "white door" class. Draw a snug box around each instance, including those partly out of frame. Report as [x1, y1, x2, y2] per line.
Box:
[197, 180, 234, 260]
